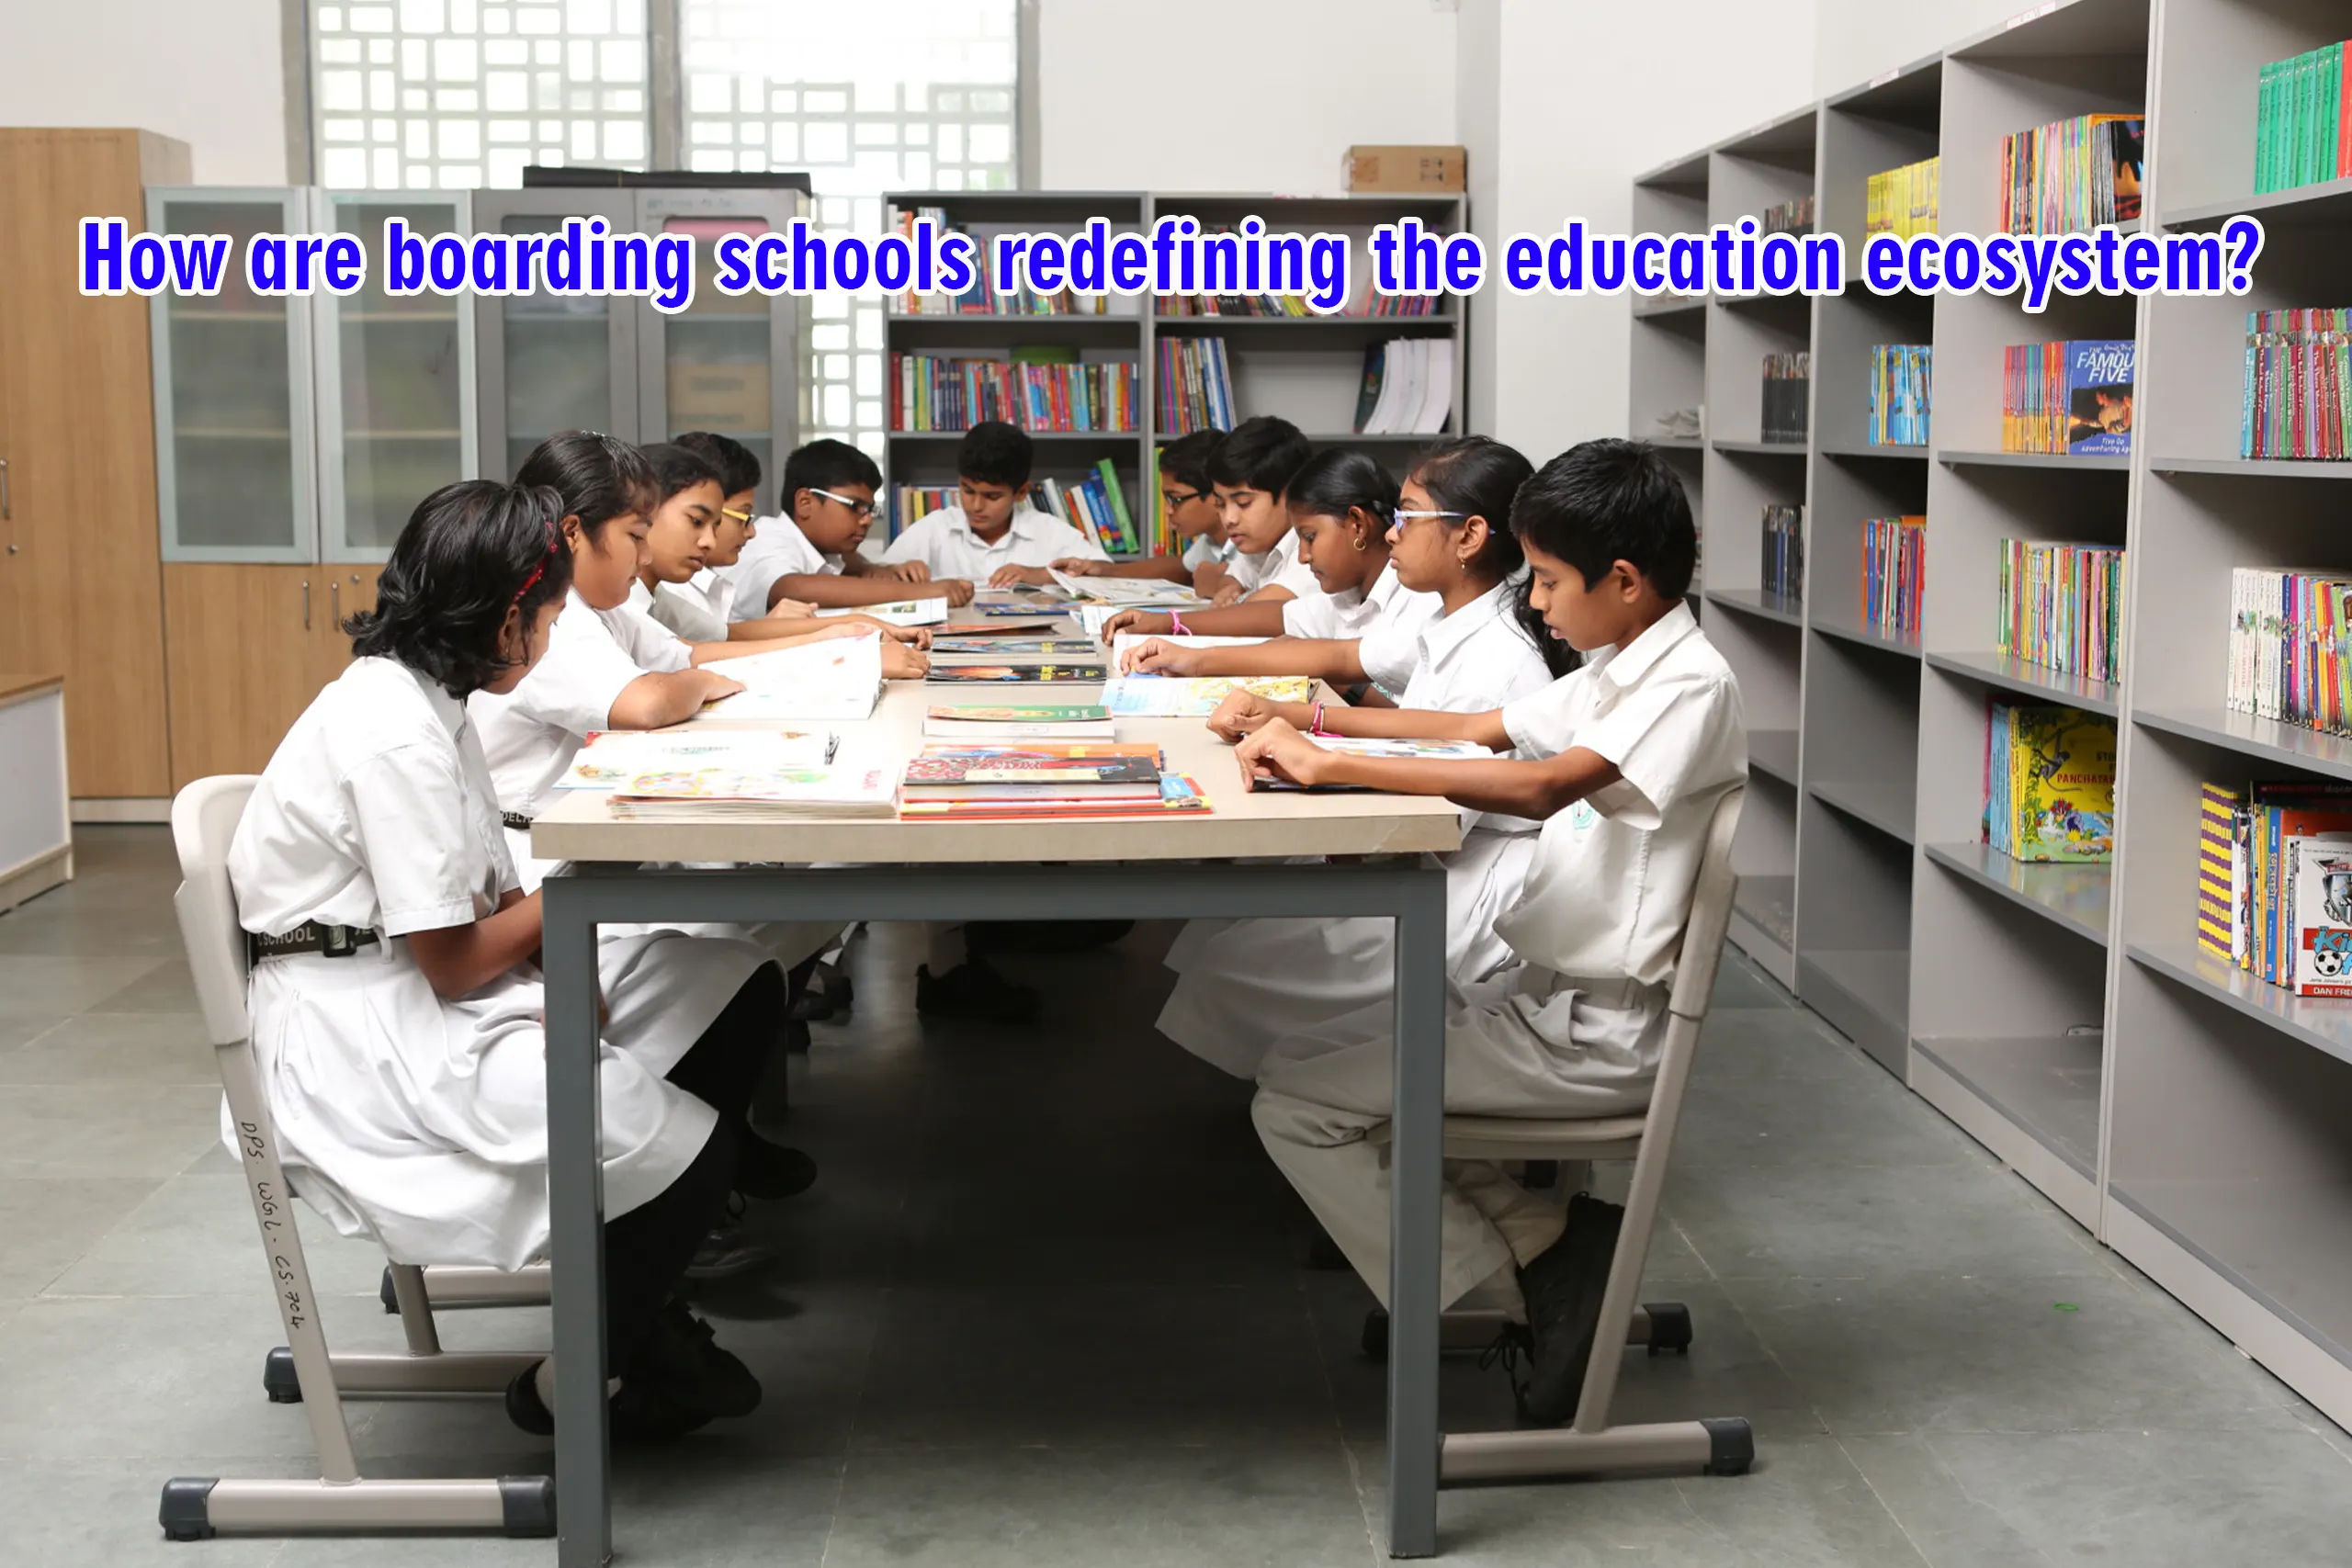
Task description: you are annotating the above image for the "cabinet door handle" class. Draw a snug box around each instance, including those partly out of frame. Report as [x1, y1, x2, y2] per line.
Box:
[330, 581, 340, 626]
[301, 579, 311, 630]
[1, 457, 10, 521]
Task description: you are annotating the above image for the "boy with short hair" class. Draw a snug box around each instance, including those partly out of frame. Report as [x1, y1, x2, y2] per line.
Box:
[654, 432, 810, 641]
[1223, 438, 1746, 1427]
[730, 438, 977, 615]
[880, 421, 1108, 590]
[1052, 428, 1230, 589]
[1204, 415, 1317, 605]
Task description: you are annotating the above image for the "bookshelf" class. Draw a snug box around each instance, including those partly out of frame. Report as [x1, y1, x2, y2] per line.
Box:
[879, 189, 1468, 553]
[1632, 0, 2352, 1438]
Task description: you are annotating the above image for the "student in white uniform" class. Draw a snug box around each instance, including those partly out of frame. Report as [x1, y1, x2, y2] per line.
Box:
[1151, 438, 1573, 1079]
[229, 479, 785, 1438]
[879, 421, 1109, 589]
[1117, 448, 1438, 683]
[1229, 440, 1745, 1425]
[732, 439, 976, 613]
[1049, 428, 1230, 590]
[645, 431, 811, 642]
[1098, 417, 1319, 641]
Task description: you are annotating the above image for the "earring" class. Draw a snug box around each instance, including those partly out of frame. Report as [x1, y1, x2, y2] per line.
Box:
[1351, 533, 1369, 552]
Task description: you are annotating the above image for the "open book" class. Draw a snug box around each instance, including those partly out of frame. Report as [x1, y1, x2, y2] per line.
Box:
[700, 633, 884, 720]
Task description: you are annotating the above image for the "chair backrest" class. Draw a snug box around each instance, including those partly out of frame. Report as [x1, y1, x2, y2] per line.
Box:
[1664, 784, 1745, 1025]
[171, 776, 262, 1049]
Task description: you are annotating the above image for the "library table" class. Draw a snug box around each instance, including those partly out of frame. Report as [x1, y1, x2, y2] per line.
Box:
[534, 679, 1464, 1563]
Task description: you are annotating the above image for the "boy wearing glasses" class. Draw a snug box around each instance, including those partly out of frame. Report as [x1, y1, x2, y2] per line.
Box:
[880, 421, 1109, 590]
[1052, 428, 1230, 590]
[729, 438, 979, 615]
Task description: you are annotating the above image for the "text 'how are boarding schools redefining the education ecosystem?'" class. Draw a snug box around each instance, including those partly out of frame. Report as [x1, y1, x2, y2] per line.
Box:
[77, 210, 2275, 315]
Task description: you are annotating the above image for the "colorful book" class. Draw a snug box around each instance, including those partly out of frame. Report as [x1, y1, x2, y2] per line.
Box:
[926, 662, 1107, 684]
[700, 635, 884, 721]
[2198, 781, 2243, 961]
[922, 704, 1115, 739]
[2000, 340, 2135, 456]
[901, 741, 1163, 799]
[1997, 114, 2143, 232]
[1254, 735, 1496, 792]
[1101, 675, 1317, 717]
[1984, 703, 2116, 863]
[812, 598, 949, 626]
[898, 773, 1211, 820]
[605, 762, 899, 821]
[1998, 539, 2124, 683]
[1865, 344, 1932, 446]
[932, 638, 1098, 657]
[1863, 156, 1940, 239]
[557, 729, 837, 789]
[1860, 515, 1926, 639]
[1761, 504, 1804, 602]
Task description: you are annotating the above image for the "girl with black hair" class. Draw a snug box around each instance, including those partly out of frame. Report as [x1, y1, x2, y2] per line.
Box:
[227, 479, 783, 1438]
[1150, 438, 1565, 1081]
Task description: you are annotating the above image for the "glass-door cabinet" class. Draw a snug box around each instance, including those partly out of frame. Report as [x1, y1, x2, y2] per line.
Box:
[472, 187, 639, 479]
[148, 188, 317, 562]
[314, 192, 477, 560]
[635, 187, 808, 480]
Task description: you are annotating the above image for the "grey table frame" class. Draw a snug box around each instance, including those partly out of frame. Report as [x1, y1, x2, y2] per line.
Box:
[541, 855, 1451, 1566]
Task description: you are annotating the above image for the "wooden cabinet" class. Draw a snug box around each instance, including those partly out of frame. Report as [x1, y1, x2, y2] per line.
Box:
[0, 130, 189, 798]
[163, 563, 380, 786]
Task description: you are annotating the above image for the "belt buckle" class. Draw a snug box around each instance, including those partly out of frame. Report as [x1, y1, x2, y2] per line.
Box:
[322, 924, 357, 958]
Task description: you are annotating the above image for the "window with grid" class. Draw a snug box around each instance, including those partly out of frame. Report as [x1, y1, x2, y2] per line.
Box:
[311, 0, 651, 191]
[680, 0, 1020, 457]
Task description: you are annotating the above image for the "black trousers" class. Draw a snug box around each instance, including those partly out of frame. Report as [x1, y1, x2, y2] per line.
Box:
[598, 961, 781, 1375]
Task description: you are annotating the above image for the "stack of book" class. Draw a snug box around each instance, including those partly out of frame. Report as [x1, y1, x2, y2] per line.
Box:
[1984, 703, 2116, 863]
[1865, 344, 1932, 446]
[2242, 308, 2351, 460]
[1251, 735, 1494, 792]
[1860, 514, 1926, 639]
[1102, 674, 1316, 717]
[1157, 337, 1237, 433]
[1863, 157, 1940, 239]
[1997, 115, 2144, 232]
[1759, 195, 1814, 236]
[1033, 461, 1143, 554]
[2227, 566, 2352, 735]
[924, 704, 1114, 740]
[888, 354, 1137, 433]
[1761, 504, 1804, 602]
[607, 762, 899, 822]
[898, 741, 1210, 820]
[2254, 41, 2352, 194]
[889, 483, 957, 539]
[2199, 778, 2352, 996]
[1997, 539, 2124, 683]
[2000, 341, 2134, 456]
[1761, 351, 1810, 444]
[1354, 339, 1455, 434]
[881, 205, 1109, 316]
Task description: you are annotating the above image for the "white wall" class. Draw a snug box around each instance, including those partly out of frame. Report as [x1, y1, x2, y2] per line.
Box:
[1035, 0, 1457, 192]
[1814, 0, 2022, 98]
[0, 0, 287, 185]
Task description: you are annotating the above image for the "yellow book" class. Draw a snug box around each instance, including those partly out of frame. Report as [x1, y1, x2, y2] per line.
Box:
[2002, 706, 2116, 863]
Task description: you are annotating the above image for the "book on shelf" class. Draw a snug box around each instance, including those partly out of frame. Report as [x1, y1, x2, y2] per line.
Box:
[1034, 463, 1142, 555]
[1156, 289, 1437, 319]
[1252, 734, 1495, 791]
[699, 634, 884, 720]
[2242, 308, 2352, 460]
[2253, 40, 2352, 195]
[2000, 340, 2134, 457]
[922, 704, 1116, 739]
[901, 740, 1163, 800]
[888, 352, 1137, 434]
[556, 728, 839, 789]
[2198, 781, 2240, 961]
[1997, 539, 2123, 684]
[1860, 515, 1925, 638]
[1863, 156, 1940, 240]
[1997, 115, 2143, 232]
[882, 204, 1111, 316]
[1761, 504, 1804, 602]
[2203, 779, 2352, 991]
[1866, 344, 1932, 446]
[1156, 336, 1236, 433]
[1984, 702, 2115, 863]
[1102, 674, 1317, 716]
[926, 662, 1108, 684]
[899, 773, 1211, 820]
[2227, 566, 2352, 734]
[889, 483, 957, 538]
[1758, 194, 1814, 236]
[1760, 351, 1810, 444]
[605, 761, 899, 821]
[1352, 339, 1454, 434]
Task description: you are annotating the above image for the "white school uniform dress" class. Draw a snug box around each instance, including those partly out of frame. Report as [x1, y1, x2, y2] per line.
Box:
[1158, 577, 1556, 1079]
[1250, 603, 1748, 1308]
[1181, 534, 1237, 574]
[646, 569, 736, 645]
[1225, 529, 1320, 599]
[226, 656, 766, 1271]
[1279, 560, 1441, 646]
[727, 516, 842, 622]
[877, 503, 1107, 581]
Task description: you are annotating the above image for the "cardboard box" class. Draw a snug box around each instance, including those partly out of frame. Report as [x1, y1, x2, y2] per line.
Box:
[1345, 145, 1466, 194]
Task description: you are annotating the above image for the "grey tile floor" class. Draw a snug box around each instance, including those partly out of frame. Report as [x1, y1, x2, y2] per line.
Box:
[2, 826, 2349, 1565]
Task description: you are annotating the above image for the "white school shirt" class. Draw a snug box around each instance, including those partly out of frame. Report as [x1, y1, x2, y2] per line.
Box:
[226, 655, 732, 1268]
[1358, 576, 1557, 831]
[878, 503, 1108, 580]
[469, 589, 691, 824]
[646, 569, 736, 644]
[1182, 533, 1237, 573]
[1495, 602, 1747, 989]
[727, 515, 842, 621]
[1280, 560, 1441, 642]
[1226, 528, 1320, 598]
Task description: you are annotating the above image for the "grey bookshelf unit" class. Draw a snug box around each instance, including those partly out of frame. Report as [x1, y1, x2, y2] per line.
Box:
[1632, 0, 2352, 1437]
[881, 189, 1468, 550]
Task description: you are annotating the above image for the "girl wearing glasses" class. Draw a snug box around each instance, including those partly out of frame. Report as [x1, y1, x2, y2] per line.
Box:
[1151, 437, 1576, 1081]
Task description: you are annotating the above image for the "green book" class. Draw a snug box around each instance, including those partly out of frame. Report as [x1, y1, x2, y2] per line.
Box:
[2257, 60, 2278, 194]
[1010, 344, 1080, 366]
[1095, 457, 1137, 554]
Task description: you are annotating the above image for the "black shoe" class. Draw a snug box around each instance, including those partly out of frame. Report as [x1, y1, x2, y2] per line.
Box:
[635, 1302, 762, 1420]
[684, 1225, 778, 1282]
[915, 960, 1041, 1025]
[781, 1018, 813, 1054]
[735, 1134, 818, 1201]
[504, 1359, 713, 1441]
[1510, 1192, 1624, 1425]
[787, 959, 853, 1022]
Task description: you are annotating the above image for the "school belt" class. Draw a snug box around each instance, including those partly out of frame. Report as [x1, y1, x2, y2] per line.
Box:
[1518, 969, 1657, 1011]
[502, 811, 534, 833]
[249, 922, 381, 964]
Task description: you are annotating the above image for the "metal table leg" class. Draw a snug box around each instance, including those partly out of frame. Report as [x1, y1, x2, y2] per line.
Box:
[542, 884, 610, 1568]
[1385, 865, 1447, 1558]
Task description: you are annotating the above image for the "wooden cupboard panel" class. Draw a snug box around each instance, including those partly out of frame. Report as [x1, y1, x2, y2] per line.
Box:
[312, 564, 382, 689]
[164, 564, 329, 786]
[0, 130, 188, 797]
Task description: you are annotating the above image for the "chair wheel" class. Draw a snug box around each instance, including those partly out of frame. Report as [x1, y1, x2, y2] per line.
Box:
[1702, 1416, 1753, 1475]
[1361, 1309, 1389, 1362]
[1644, 1301, 1692, 1355]
[261, 1347, 302, 1404]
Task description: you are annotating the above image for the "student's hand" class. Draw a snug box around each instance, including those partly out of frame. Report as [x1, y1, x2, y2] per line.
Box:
[1051, 557, 1106, 576]
[883, 560, 932, 583]
[940, 578, 977, 607]
[695, 671, 747, 705]
[882, 642, 932, 680]
[1209, 580, 1246, 608]
[887, 625, 933, 649]
[1206, 688, 1281, 741]
[1102, 609, 1172, 641]
[804, 620, 871, 644]
[1125, 637, 1204, 676]
[989, 564, 1057, 590]
[1236, 718, 1331, 790]
[771, 596, 816, 617]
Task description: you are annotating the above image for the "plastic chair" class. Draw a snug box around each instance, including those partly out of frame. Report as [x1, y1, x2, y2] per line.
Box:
[1363, 785, 1752, 1483]
[157, 776, 554, 1541]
